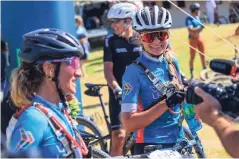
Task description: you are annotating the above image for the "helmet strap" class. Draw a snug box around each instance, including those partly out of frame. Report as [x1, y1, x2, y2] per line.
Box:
[52, 63, 67, 107]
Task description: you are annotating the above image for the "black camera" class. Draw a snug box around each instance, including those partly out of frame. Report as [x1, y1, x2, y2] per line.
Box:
[186, 80, 239, 120]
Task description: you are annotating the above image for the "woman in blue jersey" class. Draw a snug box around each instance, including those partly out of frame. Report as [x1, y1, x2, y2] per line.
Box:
[121, 6, 186, 154]
[7, 28, 87, 158]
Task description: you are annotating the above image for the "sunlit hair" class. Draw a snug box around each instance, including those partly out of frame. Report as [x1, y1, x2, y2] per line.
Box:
[10, 62, 45, 108]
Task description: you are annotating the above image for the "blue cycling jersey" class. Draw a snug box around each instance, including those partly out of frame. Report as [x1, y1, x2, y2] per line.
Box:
[8, 95, 76, 158]
[185, 16, 202, 38]
[121, 52, 184, 144]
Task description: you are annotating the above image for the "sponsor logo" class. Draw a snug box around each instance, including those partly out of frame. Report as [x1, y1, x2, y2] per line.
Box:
[115, 48, 127, 53]
[122, 82, 133, 99]
[15, 129, 35, 151]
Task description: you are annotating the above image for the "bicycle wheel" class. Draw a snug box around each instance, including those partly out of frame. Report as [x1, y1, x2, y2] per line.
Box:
[91, 147, 111, 158]
[76, 116, 107, 151]
[183, 126, 206, 158]
[200, 68, 222, 81]
[218, 16, 228, 24]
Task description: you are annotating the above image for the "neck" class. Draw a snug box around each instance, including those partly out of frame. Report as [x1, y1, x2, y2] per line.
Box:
[123, 27, 134, 39]
[36, 80, 61, 105]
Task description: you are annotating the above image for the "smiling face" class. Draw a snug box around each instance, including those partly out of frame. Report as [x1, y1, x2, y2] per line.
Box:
[138, 31, 169, 56]
[58, 61, 81, 94]
[111, 19, 125, 36]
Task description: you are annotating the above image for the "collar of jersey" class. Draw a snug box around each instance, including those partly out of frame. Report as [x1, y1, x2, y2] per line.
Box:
[32, 95, 66, 111]
[142, 51, 164, 63]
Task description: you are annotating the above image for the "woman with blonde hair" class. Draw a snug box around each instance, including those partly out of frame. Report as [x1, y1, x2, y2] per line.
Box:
[121, 6, 186, 154]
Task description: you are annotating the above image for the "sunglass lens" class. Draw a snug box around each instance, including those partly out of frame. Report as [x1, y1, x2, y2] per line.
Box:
[71, 57, 80, 70]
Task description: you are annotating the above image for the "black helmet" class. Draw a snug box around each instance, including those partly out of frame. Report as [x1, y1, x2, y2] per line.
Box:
[19, 28, 84, 63]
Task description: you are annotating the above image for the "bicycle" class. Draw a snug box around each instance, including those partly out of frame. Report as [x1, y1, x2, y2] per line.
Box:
[200, 11, 228, 26]
[122, 138, 200, 159]
[77, 82, 206, 158]
[200, 45, 238, 84]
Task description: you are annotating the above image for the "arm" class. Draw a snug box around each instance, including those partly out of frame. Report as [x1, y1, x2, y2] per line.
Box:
[121, 65, 168, 132]
[212, 116, 239, 158]
[103, 35, 121, 90]
[9, 108, 47, 156]
[185, 17, 202, 35]
[122, 101, 168, 133]
[104, 62, 120, 90]
[194, 87, 239, 158]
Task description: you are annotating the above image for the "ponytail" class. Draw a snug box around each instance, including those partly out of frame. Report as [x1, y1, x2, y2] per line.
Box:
[164, 50, 183, 89]
[10, 63, 44, 108]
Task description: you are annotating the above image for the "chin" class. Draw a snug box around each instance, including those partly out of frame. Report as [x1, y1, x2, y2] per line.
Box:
[150, 49, 164, 55]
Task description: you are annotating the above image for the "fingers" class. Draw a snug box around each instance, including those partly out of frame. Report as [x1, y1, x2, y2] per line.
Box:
[194, 87, 208, 100]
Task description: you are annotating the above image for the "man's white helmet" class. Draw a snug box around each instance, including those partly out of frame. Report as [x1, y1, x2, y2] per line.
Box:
[107, 3, 137, 19]
[133, 5, 172, 32]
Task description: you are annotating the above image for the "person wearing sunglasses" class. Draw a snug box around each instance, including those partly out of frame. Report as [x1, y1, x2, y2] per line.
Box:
[121, 6, 186, 155]
[185, 3, 206, 79]
[7, 28, 87, 158]
[104, 2, 141, 156]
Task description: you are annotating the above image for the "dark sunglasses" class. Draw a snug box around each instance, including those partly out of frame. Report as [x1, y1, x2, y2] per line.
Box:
[140, 31, 170, 43]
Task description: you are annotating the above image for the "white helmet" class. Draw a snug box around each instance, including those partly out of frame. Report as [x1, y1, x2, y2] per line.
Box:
[107, 3, 137, 19]
[133, 5, 172, 32]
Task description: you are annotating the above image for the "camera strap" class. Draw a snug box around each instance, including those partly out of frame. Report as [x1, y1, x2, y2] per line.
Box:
[133, 60, 168, 96]
[133, 60, 183, 114]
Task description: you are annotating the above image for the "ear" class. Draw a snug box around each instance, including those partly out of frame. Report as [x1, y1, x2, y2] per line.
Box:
[42, 62, 55, 77]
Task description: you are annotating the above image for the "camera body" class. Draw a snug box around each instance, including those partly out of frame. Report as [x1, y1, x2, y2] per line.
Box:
[186, 80, 239, 120]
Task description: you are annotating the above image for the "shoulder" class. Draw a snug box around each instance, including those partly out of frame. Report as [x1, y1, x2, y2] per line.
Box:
[124, 58, 143, 76]
[105, 33, 115, 40]
[17, 106, 48, 127]
[104, 33, 116, 47]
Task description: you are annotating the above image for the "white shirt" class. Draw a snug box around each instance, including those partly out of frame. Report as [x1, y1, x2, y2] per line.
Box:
[205, 0, 216, 12]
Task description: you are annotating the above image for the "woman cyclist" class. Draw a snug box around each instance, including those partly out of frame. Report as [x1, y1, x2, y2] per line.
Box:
[121, 6, 186, 154]
[7, 28, 87, 158]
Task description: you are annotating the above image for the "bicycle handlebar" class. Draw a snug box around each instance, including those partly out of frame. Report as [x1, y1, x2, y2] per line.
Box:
[124, 140, 196, 159]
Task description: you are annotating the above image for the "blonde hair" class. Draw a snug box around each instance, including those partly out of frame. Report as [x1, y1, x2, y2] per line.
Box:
[10, 63, 44, 108]
[164, 50, 182, 89]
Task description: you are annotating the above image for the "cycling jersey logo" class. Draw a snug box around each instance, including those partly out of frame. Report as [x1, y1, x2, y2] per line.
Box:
[153, 68, 164, 77]
[116, 48, 127, 53]
[15, 129, 35, 151]
[122, 82, 133, 99]
[133, 47, 142, 52]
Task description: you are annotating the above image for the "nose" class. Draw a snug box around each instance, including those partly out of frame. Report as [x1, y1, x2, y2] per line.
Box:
[152, 36, 161, 44]
[74, 68, 82, 78]
[111, 22, 115, 28]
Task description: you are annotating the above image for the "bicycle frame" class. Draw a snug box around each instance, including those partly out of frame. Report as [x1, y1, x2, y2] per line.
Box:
[97, 88, 112, 134]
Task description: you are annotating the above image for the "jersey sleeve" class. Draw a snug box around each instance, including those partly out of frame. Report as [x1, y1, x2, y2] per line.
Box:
[9, 108, 48, 156]
[185, 17, 193, 28]
[121, 64, 141, 113]
[103, 34, 114, 62]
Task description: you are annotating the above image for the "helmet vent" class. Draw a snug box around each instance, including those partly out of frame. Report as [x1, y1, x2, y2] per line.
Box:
[57, 36, 75, 47]
[23, 48, 32, 53]
[135, 15, 142, 27]
[47, 43, 64, 49]
[31, 40, 40, 44]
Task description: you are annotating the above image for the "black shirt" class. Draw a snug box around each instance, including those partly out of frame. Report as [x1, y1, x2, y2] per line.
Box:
[103, 33, 142, 87]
